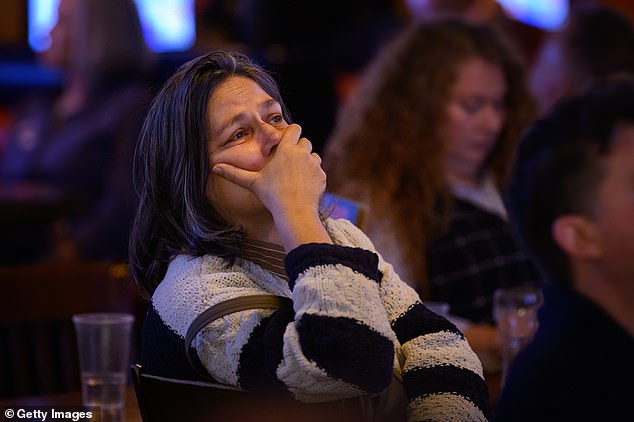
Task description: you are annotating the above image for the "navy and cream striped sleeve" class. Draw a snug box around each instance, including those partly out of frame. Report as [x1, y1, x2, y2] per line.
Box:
[277, 242, 397, 402]
[328, 218, 492, 421]
[380, 261, 491, 421]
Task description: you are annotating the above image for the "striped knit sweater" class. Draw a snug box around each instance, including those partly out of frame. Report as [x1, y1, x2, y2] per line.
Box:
[141, 218, 491, 421]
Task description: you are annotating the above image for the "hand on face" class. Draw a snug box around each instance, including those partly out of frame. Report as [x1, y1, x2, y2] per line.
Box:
[212, 123, 326, 219]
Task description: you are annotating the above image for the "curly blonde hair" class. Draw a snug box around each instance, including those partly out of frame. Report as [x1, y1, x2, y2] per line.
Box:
[323, 19, 536, 296]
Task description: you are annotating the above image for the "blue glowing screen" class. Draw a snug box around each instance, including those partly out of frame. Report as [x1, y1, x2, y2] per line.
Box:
[496, 0, 569, 31]
[28, 0, 195, 53]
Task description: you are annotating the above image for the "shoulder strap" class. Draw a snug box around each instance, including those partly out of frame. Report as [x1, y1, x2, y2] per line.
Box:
[185, 294, 293, 380]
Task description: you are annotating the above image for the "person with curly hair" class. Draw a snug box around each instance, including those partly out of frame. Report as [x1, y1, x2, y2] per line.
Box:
[322, 19, 542, 366]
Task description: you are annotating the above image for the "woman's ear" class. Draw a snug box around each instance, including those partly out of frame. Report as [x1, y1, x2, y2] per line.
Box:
[552, 215, 601, 259]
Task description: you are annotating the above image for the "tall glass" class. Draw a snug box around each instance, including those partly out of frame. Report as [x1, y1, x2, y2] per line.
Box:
[73, 313, 134, 420]
[493, 285, 543, 386]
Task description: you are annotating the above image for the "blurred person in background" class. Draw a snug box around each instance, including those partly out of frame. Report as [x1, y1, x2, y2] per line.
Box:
[323, 19, 541, 369]
[495, 75, 634, 421]
[404, 0, 545, 69]
[0, 0, 155, 263]
[530, 2, 634, 114]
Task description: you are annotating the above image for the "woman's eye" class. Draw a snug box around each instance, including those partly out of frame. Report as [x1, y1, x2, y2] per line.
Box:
[460, 99, 482, 114]
[225, 129, 248, 145]
[269, 114, 283, 124]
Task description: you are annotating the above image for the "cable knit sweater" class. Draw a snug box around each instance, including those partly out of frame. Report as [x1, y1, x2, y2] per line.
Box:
[141, 218, 491, 421]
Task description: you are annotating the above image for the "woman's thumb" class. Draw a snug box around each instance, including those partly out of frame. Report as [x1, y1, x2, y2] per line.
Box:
[212, 163, 256, 190]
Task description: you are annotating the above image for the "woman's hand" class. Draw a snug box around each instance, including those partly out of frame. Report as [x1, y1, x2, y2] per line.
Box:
[213, 124, 324, 217]
[212, 124, 331, 249]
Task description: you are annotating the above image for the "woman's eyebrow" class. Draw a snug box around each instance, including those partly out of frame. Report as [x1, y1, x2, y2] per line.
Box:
[214, 112, 248, 141]
[213, 99, 281, 140]
[258, 98, 280, 112]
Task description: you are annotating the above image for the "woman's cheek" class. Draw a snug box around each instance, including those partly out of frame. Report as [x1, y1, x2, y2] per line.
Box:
[237, 155, 268, 172]
[212, 144, 267, 172]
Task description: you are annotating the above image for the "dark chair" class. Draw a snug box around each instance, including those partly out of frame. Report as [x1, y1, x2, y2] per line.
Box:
[0, 261, 147, 398]
[130, 364, 382, 422]
[321, 192, 368, 229]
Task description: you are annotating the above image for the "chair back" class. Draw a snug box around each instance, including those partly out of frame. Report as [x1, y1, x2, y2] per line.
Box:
[130, 364, 386, 422]
[321, 192, 368, 229]
[0, 261, 147, 398]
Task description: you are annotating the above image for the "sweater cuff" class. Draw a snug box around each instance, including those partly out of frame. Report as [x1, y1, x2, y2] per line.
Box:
[285, 243, 380, 289]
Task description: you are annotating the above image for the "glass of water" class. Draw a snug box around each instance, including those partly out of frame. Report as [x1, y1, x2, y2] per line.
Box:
[493, 285, 543, 386]
[73, 313, 134, 420]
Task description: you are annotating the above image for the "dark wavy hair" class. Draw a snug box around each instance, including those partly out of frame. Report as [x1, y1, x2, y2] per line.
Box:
[129, 51, 291, 298]
[506, 74, 634, 285]
[323, 19, 536, 296]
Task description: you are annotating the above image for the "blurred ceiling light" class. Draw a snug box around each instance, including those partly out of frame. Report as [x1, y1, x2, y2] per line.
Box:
[496, 0, 569, 31]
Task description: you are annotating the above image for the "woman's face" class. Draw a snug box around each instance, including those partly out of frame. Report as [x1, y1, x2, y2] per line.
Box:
[206, 75, 289, 229]
[445, 57, 507, 182]
[590, 124, 634, 292]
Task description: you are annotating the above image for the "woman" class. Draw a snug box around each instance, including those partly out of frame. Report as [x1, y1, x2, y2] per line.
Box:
[0, 0, 155, 262]
[322, 19, 541, 362]
[130, 50, 491, 421]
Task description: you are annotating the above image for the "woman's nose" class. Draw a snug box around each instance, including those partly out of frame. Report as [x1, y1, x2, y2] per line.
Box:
[259, 122, 283, 156]
[481, 106, 505, 134]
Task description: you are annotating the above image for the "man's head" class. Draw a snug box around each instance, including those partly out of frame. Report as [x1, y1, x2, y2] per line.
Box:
[506, 75, 634, 288]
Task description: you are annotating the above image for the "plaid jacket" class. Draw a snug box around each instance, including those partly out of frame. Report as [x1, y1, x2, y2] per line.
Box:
[427, 198, 542, 323]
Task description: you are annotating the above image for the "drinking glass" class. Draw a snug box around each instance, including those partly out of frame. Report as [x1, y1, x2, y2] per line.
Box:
[73, 313, 134, 420]
[493, 285, 543, 386]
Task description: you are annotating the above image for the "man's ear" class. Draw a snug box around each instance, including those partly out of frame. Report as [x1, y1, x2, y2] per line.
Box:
[552, 215, 601, 259]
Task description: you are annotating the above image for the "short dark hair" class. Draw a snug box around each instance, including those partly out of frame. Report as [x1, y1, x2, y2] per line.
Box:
[505, 74, 634, 285]
[129, 50, 291, 297]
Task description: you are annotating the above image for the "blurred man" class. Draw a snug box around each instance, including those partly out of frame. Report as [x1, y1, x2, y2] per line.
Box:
[496, 75, 634, 420]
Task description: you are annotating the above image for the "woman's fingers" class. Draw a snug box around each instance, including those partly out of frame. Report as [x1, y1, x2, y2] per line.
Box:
[298, 138, 312, 152]
[279, 124, 302, 147]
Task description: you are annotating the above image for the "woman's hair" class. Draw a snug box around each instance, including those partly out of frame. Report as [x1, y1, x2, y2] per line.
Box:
[129, 50, 291, 298]
[323, 19, 535, 294]
[69, 0, 154, 88]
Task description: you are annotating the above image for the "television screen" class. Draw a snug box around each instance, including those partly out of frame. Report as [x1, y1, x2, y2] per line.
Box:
[496, 0, 569, 31]
[28, 0, 196, 53]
